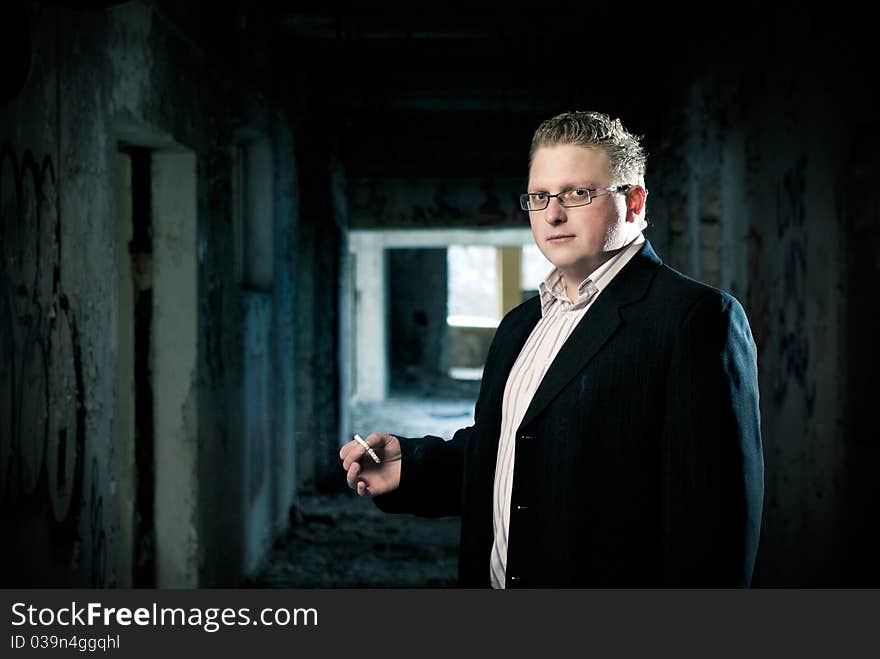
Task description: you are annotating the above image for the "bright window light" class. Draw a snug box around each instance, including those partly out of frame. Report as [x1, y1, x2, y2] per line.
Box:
[447, 246, 498, 327]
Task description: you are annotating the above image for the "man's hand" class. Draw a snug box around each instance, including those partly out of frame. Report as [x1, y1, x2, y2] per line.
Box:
[339, 432, 402, 497]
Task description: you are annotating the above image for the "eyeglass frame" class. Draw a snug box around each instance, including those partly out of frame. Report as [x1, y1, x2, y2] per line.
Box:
[519, 184, 633, 212]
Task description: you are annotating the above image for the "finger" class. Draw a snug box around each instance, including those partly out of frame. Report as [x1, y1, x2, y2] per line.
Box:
[346, 462, 361, 490]
[347, 445, 370, 471]
[356, 434, 383, 465]
[356, 481, 366, 496]
[341, 440, 365, 470]
[354, 434, 375, 454]
[340, 442, 353, 469]
[364, 432, 387, 449]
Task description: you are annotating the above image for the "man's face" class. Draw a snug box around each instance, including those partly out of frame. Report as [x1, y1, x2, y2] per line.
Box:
[527, 144, 632, 280]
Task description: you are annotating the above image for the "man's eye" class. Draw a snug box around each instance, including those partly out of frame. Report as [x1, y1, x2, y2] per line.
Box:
[570, 188, 590, 198]
[532, 193, 547, 201]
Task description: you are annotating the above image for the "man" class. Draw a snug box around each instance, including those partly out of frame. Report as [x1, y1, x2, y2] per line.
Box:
[340, 111, 764, 587]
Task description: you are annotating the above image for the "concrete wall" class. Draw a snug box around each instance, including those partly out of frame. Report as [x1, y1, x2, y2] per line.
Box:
[0, 2, 300, 586]
[350, 177, 524, 229]
[649, 11, 877, 585]
[292, 114, 344, 493]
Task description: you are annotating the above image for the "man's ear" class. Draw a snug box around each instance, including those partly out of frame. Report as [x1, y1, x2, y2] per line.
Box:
[626, 185, 648, 222]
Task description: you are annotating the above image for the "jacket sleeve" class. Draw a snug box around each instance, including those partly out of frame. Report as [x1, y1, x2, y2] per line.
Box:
[370, 427, 472, 518]
[372, 317, 506, 518]
[661, 291, 764, 586]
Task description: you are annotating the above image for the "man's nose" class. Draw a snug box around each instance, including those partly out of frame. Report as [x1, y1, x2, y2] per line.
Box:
[544, 197, 567, 224]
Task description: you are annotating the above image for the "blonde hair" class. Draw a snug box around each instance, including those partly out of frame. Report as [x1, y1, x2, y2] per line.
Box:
[529, 111, 647, 186]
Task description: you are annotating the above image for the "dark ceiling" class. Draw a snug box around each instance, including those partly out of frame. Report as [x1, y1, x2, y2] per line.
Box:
[149, 2, 866, 177]
[259, 5, 724, 176]
[275, 7, 708, 108]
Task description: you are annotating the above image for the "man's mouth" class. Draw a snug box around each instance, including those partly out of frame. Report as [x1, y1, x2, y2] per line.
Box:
[547, 234, 575, 242]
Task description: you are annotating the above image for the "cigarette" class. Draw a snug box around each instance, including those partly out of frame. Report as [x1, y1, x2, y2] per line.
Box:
[354, 434, 381, 464]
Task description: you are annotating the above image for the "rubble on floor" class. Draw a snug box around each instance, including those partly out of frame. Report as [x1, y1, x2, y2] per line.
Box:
[247, 492, 460, 588]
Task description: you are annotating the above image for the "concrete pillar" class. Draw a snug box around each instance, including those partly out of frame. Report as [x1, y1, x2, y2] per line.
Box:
[496, 246, 522, 316]
[152, 151, 199, 588]
[353, 235, 387, 402]
[242, 290, 272, 575]
[115, 152, 135, 588]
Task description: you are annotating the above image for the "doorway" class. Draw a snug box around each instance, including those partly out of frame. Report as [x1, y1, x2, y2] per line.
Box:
[116, 134, 198, 588]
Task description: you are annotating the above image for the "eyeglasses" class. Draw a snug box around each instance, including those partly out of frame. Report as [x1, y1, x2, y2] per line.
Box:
[519, 185, 632, 211]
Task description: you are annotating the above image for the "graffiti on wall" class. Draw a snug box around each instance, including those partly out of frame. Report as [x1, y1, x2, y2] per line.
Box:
[0, 140, 96, 581]
[772, 155, 816, 417]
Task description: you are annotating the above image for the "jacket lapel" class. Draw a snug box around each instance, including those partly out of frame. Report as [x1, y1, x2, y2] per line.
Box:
[474, 297, 541, 460]
[517, 241, 663, 431]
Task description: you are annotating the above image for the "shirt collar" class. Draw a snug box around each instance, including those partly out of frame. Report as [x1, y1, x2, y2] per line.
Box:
[538, 233, 646, 315]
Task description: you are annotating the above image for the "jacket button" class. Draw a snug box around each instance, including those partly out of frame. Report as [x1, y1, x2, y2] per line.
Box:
[515, 504, 528, 511]
[509, 575, 520, 584]
[519, 434, 534, 441]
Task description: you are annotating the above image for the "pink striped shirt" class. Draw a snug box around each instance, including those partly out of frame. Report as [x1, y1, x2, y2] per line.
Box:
[489, 235, 645, 588]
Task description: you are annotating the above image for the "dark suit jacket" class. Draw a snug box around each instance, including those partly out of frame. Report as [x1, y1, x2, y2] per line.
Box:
[375, 240, 764, 587]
